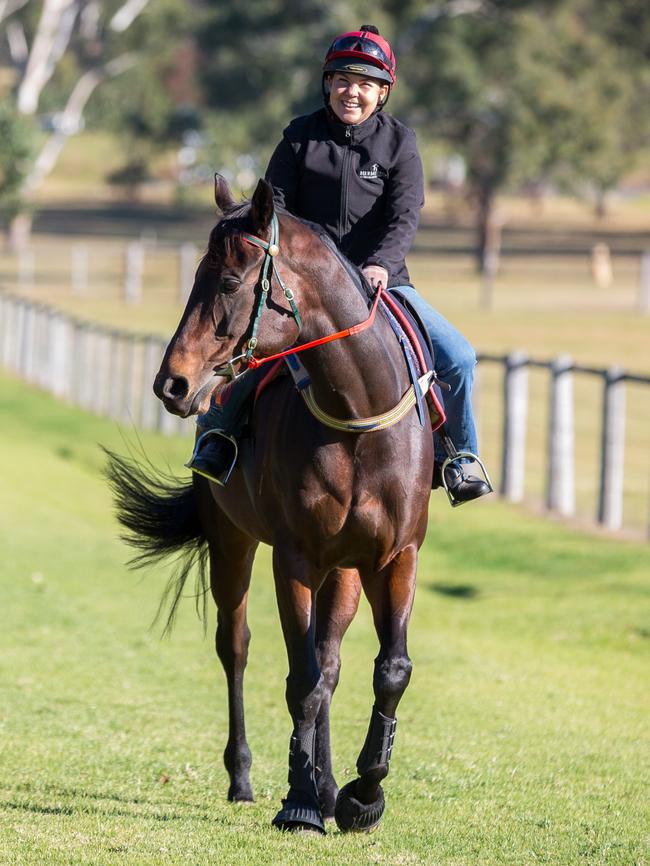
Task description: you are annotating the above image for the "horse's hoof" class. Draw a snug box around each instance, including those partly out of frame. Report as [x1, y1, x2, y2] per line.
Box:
[334, 780, 385, 833]
[227, 783, 254, 803]
[272, 800, 325, 834]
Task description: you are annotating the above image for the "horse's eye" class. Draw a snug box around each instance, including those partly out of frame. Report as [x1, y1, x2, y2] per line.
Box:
[220, 277, 241, 294]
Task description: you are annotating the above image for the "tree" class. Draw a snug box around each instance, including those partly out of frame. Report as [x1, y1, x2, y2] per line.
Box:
[195, 0, 376, 176]
[400, 0, 645, 268]
[0, 0, 162, 244]
[0, 102, 35, 233]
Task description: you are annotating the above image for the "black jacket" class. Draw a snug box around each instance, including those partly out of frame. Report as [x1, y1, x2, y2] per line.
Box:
[265, 107, 424, 288]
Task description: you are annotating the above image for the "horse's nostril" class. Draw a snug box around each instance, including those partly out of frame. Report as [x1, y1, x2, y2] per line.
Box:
[164, 376, 189, 400]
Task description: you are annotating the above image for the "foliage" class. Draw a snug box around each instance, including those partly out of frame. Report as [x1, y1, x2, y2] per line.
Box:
[87, 0, 195, 145]
[195, 0, 383, 167]
[0, 103, 36, 224]
[399, 0, 648, 263]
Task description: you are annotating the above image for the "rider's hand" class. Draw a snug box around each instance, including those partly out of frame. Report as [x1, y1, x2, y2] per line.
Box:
[362, 265, 388, 290]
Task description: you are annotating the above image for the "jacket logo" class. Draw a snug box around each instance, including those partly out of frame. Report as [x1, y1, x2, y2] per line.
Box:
[359, 163, 387, 180]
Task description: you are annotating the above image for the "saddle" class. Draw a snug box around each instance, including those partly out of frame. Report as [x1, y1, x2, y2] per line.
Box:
[251, 288, 447, 432]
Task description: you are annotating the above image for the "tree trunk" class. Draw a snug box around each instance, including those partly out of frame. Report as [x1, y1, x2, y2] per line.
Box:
[475, 183, 497, 274]
[594, 188, 609, 220]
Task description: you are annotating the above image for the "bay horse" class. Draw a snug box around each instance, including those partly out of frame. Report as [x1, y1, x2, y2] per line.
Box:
[108, 176, 433, 834]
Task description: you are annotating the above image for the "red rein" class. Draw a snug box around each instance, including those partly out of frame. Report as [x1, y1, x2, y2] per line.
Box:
[246, 284, 384, 370]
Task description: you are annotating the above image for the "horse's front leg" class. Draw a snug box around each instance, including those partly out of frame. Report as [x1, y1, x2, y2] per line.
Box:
[200, 485, 259, 803]
[314, 567, 361, 819]
[335, 544, 418, 833]
[271, 542, 326, 834]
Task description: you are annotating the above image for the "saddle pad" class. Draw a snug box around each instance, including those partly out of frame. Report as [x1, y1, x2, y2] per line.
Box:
[381, 291, 446, 431]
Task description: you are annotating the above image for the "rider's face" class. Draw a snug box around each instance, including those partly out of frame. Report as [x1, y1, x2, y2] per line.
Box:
[327, 72, 389, 125]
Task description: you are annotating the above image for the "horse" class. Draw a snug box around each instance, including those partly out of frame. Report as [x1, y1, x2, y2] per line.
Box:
[107, 175, 433, 834]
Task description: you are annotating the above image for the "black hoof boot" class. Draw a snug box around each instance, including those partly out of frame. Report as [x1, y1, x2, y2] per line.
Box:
[272, 799, 326, 834]
[317, 781, 339, 821]
[334, 780, 385, 833]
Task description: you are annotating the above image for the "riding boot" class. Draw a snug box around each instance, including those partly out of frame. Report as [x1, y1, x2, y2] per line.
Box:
[186, 429, 238, 486]
[432, 461, 491, 503]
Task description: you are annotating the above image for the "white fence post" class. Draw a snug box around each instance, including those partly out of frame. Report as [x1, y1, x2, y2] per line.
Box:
[547, 355, 575, 516]
[140, 335, 163, 430]
[598, 367, 626, 530]
[121, 334, 140, 423]
[639, 252, 650, 315]
[123, 242, 144, 305]
[71, 321, 88, 407]
[500, 352, 529, 502]
[20, 302, 36, 380]
[108, 330, 124, 420]
[18, 248, 35, 289]
[92, 327, 112, 416]
[71, 244, 89, 296]
[179, 243, 198, 305]
[49, 312, 71, 398]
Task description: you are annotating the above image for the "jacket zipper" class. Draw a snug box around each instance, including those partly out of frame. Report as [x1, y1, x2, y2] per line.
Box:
[338, 126, 352, 247]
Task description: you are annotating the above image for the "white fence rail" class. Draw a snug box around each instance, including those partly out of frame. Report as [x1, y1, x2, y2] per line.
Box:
[1, 289, 648, 537]
[0, 289, 189, 437]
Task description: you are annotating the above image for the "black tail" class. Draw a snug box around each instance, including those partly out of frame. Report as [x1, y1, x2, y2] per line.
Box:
[104, 448, 209, 634]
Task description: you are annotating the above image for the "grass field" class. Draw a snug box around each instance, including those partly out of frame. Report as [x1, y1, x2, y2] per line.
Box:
[1, 372, 649, 865]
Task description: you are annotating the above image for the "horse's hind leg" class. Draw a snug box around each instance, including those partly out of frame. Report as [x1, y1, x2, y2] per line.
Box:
[335, 544, 417, 833]
[198, 485, 258, 802]
[314, 568, 361, 819]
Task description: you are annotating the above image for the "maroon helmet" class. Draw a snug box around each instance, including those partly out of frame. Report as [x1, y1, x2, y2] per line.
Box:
[323, 25, 396, 86]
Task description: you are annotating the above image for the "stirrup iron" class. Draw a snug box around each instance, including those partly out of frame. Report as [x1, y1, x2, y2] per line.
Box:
[441, 451, 493, 507]
[185, 429, 238, 486]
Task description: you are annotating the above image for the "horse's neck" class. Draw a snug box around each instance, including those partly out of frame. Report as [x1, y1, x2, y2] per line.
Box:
[298, 262, 407, 420]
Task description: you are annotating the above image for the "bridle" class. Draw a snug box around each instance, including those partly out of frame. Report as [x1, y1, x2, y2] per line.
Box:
[212, 212, 383, 380]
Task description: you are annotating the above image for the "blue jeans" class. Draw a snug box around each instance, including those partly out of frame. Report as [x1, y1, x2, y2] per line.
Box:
[200, 287, 480, 464]
[394, 285, 479, 463]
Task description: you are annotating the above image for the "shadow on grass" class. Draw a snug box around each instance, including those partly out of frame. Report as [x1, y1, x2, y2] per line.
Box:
[429, 582, 479, 599]
[2, 799, 210, 823]
[2, 782, 214, 823]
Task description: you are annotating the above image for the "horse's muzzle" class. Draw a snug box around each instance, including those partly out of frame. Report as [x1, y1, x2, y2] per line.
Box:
[153, 371, 221, 417]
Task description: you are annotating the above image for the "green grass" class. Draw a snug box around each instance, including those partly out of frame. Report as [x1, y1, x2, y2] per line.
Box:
[1, 372, 649, 865]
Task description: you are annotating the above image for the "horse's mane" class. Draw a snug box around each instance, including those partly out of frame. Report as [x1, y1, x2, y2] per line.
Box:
[206, 200, 374, 303]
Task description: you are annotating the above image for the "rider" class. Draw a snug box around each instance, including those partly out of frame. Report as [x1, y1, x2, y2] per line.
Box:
[188, 25, 491, 504]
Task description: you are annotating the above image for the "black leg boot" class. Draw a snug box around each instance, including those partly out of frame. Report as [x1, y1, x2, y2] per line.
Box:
[186, 429, 238, 486]
[432, 461, 492, 504]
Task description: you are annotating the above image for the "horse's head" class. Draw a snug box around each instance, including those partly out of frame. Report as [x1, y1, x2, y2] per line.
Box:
[154, 175, 308, 417]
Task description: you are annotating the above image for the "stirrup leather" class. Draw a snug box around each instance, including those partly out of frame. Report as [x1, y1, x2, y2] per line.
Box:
[441, 451, 493, 508]
[185, 429, 238, 487]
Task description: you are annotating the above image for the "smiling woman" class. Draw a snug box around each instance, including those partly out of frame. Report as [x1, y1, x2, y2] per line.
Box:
[327, 72, 389, 125]
[190, 24, 491, 505]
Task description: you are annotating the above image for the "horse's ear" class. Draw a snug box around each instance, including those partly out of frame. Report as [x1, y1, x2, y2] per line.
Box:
[214, 173, 236, 213]
[250, 178, 274, 235]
